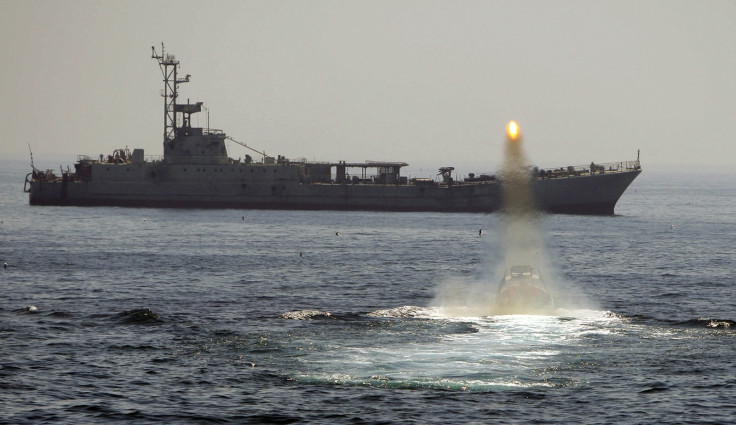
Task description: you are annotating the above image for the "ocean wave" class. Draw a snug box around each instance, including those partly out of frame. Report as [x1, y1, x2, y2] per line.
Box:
[114, 308, 163, 325]
[291, 372, 564, 392]
[678, 318, 735, 329]
[47, 311, 73, 318]
[598, 312, 734, 330]
[367, 305, 430, 318]
[13, 305, 38, 314]
[279, 309, 333, 320]
[602, 311, 652, 322]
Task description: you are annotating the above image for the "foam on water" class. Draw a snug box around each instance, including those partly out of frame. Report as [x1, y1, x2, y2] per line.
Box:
[280, 309, 333, 320]
[286, 306, 627, 391]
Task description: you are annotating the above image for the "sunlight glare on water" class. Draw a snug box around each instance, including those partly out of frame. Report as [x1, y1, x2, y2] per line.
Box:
[287, 308, 626, 392]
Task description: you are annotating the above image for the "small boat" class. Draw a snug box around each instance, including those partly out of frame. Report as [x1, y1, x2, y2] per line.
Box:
[493, 265, 554, 315]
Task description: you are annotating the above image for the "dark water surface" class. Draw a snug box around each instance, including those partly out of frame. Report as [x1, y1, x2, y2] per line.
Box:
[2, 160, 735, 424]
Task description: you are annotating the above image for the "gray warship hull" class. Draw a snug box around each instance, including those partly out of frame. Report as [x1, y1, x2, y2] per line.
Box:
[25, 44, 641, 214]
[27, 161, 640, 214]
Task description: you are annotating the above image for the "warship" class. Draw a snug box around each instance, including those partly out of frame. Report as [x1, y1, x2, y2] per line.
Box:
[26, 45, 641, 214]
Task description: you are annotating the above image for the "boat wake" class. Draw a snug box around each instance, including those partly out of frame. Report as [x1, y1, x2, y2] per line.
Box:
[273, 303, 735, 393]
[282, 307, 621, 392]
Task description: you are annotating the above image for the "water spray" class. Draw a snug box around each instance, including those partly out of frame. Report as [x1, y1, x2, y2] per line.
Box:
[431, 121, 556, 316]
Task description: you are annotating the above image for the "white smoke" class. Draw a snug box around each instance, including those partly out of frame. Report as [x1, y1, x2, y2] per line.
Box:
[431, 122, 598, 317]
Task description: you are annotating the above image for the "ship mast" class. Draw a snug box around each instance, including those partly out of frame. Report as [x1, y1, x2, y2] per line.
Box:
[151, 43, 190, 142]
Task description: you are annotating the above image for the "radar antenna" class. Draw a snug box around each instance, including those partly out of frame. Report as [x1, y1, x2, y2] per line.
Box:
[151, 43, 191, 142]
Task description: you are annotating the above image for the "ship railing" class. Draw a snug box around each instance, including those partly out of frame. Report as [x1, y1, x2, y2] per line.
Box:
[76, 155, 98, 164]
[76, 154, 165, 164]
[364, 160, 409, 166]
[538, 160, 641, 179]
[303, 160, 332, 165]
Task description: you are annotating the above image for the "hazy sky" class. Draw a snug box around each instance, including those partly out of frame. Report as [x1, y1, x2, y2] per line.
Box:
[2, 0, 734, 172]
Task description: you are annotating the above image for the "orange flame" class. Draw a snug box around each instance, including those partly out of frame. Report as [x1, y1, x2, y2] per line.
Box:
[507, 121, 520, 140]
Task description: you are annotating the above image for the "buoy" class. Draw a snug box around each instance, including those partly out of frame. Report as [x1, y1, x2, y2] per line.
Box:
[335, 232, 339, 236]
[3, 262, 7, 269]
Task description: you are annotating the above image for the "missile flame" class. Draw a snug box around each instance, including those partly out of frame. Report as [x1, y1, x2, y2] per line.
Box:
[507, 121, 520, 141]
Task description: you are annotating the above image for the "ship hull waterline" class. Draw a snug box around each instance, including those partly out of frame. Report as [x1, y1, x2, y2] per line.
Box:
[28, 168, 641, 215]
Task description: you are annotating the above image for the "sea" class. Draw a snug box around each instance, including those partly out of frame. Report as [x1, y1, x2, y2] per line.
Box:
[1, 159, 735, 424]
